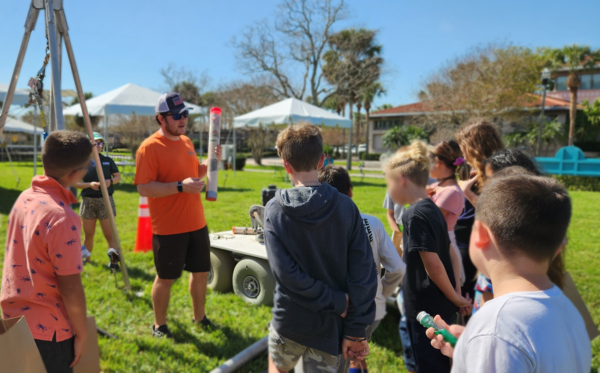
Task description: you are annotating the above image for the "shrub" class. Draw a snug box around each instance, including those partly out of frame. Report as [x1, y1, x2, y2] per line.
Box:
[224, 155, 246, 170]
[111, 148, 130, 154]
[574, 142, 600, 152]
[359, 152, 381, 161]
[553, 175, 600, 192]
[235, 155, 246, 170]
[323, 144, 334, 156]
[261, 151, 279, 158]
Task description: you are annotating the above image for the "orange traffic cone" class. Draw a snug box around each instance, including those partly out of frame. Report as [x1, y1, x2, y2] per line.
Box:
[134, 196, 152, 253]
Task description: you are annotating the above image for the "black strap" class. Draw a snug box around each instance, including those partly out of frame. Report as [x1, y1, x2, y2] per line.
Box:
[343, 336, 367, 342]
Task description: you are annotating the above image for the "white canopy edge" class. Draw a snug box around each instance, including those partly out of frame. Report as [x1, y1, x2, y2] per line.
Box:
[233, 97, 351, 128]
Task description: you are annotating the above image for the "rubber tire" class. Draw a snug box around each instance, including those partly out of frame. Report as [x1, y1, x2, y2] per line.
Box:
[207, 248, 235, 292]
[233, 258, 275, 306]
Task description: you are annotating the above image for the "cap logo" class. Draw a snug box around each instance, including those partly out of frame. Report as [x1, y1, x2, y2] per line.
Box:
[172, 95, 183, 106]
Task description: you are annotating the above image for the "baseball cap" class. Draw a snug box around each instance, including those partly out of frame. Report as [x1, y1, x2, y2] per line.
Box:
[88, 132, 103, 141]
[155, 92, 194, 115]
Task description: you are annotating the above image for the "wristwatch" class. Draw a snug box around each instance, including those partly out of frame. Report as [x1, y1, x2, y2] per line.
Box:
[177, 181, 183, 193]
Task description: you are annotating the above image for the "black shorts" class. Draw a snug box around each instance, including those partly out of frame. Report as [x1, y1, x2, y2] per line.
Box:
[152, 226, 211, 279]
[35, 334, 75, 373]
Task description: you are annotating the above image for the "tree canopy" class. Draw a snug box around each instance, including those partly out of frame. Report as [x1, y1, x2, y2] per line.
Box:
[231, 0, 348, 106]
[417, 44, 546, 130]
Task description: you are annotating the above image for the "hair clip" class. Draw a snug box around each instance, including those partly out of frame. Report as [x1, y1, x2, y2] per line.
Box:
[453, 157, 465, 166]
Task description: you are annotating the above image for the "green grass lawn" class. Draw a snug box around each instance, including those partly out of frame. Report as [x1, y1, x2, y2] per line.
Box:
[0, 161, 598, 372]
[245, 164, 384, 176]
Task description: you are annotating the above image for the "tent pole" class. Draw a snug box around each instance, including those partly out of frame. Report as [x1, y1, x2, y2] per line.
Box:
[233, 126, 236, 177]
[61, 9, 130, 290]
[199, 117, 203, 162]
[46, 0, 65, 130]
[346, 125, 353, 171]
[104, 112, 108, 156]
[0, 5, 39, 138]
[33, 106, 38, 176]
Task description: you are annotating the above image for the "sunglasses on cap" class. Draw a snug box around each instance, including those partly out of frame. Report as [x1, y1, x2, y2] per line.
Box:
[163, 110, 189, 121]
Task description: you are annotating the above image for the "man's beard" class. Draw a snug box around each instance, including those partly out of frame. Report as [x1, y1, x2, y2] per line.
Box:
[165, 122, 183, 137]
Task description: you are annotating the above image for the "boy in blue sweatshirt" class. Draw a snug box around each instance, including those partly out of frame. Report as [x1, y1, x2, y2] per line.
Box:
[265, 124, 378, 373]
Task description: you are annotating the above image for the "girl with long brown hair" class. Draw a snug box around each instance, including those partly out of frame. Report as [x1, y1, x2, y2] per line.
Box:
[454, 120, 504, 301]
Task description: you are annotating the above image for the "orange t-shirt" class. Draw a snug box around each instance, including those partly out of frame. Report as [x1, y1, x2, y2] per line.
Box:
[134, 132, 207, 235]
[1, 176, 84, 342]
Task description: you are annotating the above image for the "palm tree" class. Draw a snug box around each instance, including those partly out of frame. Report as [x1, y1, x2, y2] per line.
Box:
[505, 119, 565, 155]
[355, 100, 362, 149]
[323, 28, 383, 170]
[544, 45, 600, 145]
[361, 81, 386, 157]
[382, 125, 429, 150]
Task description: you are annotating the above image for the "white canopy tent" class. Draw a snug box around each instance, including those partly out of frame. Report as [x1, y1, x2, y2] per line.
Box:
[232, 97, 352, 176]
[0, 82, 30, 106]
[233, 97, 351, 128]
[63, 83, 202, 154]
[2, 115, 44, 175]
[3, 116, 39, 134]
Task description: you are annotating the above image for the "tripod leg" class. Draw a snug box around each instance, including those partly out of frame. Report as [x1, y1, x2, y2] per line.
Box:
[0, 6, 39, 138]
[96, 326, 118, 340]
[60, 11, 131, 291]
[45, 0, 64, 130]
[5, 147, 21, 188]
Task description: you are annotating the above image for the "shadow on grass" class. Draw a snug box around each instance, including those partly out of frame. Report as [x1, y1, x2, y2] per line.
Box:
[371, 307, 404, 354]
[170, 318, 264, 361]
[0, 186, 22, 215]
[125, 290, 153, 309]
[131, 319, 266, 368]
[219, 187, 253, 193]
[127, 265, 156, 283]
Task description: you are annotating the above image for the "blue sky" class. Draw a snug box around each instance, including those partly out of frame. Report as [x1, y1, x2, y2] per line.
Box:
[1, 0, 599, 112]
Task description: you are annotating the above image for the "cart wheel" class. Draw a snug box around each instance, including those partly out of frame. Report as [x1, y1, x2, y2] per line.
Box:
[207, 248, 235, 292]
[233, 258, 275, 306]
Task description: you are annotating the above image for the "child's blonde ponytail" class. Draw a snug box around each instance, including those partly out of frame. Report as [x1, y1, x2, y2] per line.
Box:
[386, 140, 430, 187]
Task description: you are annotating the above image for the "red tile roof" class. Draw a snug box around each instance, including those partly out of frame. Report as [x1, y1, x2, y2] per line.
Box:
[371, 102, 434, 116]
[525, 94, 581, 109]
[371, 94, 576, 117]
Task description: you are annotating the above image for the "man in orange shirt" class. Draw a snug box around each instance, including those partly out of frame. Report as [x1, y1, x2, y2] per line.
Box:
[135, 92, 222, 338]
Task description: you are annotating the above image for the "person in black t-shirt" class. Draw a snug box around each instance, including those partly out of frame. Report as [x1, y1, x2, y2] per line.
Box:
[385, 141, 470, 373]
[75, 132, 120, 261]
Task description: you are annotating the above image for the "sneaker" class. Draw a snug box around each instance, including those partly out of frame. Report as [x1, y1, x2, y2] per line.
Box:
[152, 324, 173, 338]
[107, 248, 120, 271]
[193, 316, 217, 331]
[81, 246, 91, 262]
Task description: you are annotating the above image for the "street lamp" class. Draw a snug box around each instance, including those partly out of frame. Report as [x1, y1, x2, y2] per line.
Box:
[537, 68, 551, 156]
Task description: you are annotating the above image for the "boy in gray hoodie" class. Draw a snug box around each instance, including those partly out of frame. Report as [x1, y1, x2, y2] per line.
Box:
[265, 123, 378, 373]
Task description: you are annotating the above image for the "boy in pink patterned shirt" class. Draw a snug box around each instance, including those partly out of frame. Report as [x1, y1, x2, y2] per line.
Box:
[1, 131, 93, 373]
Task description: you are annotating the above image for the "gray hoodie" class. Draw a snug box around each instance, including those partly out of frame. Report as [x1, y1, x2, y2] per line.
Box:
[264, 183, 377, 356]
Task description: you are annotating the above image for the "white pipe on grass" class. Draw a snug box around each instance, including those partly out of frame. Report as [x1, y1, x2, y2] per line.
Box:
[209, 336, 268, 373]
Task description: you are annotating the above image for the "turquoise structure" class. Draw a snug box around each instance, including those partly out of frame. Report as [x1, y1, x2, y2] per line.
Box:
[536, 146, 600, 177]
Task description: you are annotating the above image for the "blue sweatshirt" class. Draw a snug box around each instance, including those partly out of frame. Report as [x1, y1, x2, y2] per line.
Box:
[264, 183, 378, 356]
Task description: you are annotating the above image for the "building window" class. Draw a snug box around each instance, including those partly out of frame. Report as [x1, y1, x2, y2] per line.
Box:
[593, 74, 600, 90]
[373, 134, 383, 150]
[374, 119, 403, 130]
[555, 76, 567, 91]
[580, 74, 592, 90]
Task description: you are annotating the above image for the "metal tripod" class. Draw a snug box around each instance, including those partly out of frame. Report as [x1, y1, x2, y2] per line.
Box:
[0, 0, 130, 290]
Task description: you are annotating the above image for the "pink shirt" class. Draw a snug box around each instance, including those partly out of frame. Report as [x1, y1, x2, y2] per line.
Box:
[430, 182, 465, 231]
[1, 176, 84, 342]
